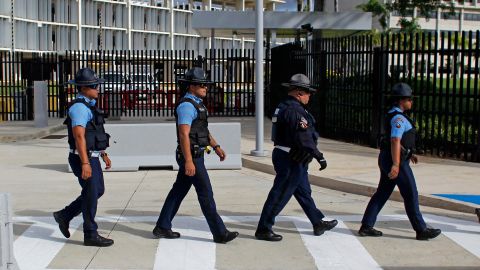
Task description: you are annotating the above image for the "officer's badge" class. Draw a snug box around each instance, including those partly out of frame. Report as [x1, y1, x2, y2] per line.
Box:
[299, 117, 308, 129]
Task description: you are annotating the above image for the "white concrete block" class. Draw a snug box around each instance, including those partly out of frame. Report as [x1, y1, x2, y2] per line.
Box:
[87, 122, 241, 171]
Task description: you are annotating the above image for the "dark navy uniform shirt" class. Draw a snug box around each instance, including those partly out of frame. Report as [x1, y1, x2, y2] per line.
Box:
[272, 96, 323, 160]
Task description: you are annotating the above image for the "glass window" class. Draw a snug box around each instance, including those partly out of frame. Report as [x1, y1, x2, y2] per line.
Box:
[442, 11, 460, 20]
[464, 13, 480, 21]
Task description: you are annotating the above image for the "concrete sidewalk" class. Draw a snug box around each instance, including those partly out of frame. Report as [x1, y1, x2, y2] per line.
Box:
[0, 118, 65, 143]
[1, 117, 479, 269]
[239, 117, 480, 214]
[1, 116, 479, 214]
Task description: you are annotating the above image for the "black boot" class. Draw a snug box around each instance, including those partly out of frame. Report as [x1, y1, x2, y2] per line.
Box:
[213, 230, 239, 244]
[84, 235, 114, 247]
[416, 228, 441, 241]
[313, 220, 338, 236]
[358, 225, 383, 237]
[53, 211, 70, 238]
[153, 227, 181, 239]
[255, 230, 283, 241]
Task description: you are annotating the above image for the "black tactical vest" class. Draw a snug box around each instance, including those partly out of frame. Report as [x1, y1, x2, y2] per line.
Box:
[174, 97, 210, 147]
[382, 110, 417, 153]
[271, 101, 289, 144]
[271, 98, 319, 147]
[64, 98, 110, 151]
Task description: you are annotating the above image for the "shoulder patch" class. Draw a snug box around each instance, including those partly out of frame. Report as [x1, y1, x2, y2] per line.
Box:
[393, 117, 404, 128]
[299, 117, 308, 129]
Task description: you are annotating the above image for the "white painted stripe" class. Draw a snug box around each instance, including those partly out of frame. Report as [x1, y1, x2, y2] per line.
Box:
[14, 217, 80, 270]
[424, 214, 480, 258]
[292, 218, 381, 270]
[12, 214, 480, 270]
[153, 217, 217, 270]
[12, 214, 409, 224]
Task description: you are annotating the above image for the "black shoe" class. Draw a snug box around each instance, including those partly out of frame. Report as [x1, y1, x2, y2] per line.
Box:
[153, 227, 181, 239]
[358, 225, 383, 237]
[416, 228, 441, 241]
[53, 211, 70, 238]
[214, 230, 239, 244]
[84, 235, 114, 247]
[255, 230, 283, 242]
[313, 220, 338, 236]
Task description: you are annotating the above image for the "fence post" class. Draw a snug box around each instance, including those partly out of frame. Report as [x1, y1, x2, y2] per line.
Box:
[58, 56, 66, 118]
[0, 193, 19, 270]
[371, 47, 387, 147]
[25, 83, 34, 121]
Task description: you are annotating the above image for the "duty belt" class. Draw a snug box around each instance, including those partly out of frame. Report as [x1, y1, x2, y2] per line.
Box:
[274, 145, 291, 153]
[69, 149, 101, 158]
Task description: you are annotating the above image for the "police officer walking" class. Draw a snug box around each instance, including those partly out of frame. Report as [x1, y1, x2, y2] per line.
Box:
[358, 83, 441, 241]
[53, 68, 114, 247]
[153, 67, 239, 244]
[255, 74, 338, 241]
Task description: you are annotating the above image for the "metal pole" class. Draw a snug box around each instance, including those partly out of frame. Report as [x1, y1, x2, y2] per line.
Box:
[250, 0, 267, 156]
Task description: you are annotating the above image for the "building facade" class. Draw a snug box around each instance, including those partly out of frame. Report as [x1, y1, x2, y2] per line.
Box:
[0, 0, 286, 53]
[388, 0, 480, 33]
[319, 0, 480, 33]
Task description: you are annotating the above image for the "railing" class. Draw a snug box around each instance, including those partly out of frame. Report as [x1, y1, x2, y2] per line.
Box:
[0, 49, 257, 121]
[269, 31, 480, 162]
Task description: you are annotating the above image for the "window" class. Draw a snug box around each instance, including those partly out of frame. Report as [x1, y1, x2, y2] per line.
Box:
[464, 13, 480, 21]
[442, 11, 460, 20]
[417, 10, 437, 19]
[392, 9, 414, 17]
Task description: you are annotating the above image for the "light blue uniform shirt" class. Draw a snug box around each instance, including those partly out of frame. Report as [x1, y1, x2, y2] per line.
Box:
[176, 93, 203, 126]
[69, 94, 96, 128]
[389, 106, 413, 139]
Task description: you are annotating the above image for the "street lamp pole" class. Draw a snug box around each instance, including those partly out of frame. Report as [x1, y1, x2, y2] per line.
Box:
[251, 0, 267, 157]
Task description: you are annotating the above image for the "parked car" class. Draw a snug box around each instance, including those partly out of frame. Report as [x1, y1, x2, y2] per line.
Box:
[125, 73, 162, 108]
[101, 72, 129, 93]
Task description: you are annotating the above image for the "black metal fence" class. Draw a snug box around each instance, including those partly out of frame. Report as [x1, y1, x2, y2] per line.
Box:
[269, 31, 480, 162]
[0, 49, 256, 121]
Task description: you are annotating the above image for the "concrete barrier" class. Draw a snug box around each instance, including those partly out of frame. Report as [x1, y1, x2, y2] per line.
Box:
[33, 81, 48, 128]
[84, 122, 241, 171]
[0, 193, 18, 270]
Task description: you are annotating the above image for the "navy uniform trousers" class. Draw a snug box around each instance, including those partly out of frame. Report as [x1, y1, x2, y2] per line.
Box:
[361, 150, 427, 232]
[156, 154, 227, 237]
[257, 148, 325, 232]
[59, 154, 105, 237]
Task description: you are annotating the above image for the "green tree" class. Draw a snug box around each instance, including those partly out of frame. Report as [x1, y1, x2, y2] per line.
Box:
[358, 0, 455, 32]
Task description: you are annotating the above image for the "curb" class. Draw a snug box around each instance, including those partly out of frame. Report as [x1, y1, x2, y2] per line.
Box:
[242, 157, 478, 214]
[0, 124, 66, 143]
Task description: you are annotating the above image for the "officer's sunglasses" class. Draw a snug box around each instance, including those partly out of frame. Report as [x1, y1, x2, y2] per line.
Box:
[87, 84, 99, 90]
[193, 83, 208, 88]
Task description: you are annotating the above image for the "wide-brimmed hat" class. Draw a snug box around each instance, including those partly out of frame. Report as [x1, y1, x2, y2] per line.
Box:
[178, 67, 214, 85]
[281, 74, 317, 93]
[390, 83, 413, 98]
[68, 68, 105, 86]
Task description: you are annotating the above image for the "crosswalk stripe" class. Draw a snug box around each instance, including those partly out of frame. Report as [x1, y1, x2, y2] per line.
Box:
[13, 217, 80, 270]
[292, 218, 381, 270]
[424, 214, 480, 258]
[11, 214, 480, 270]
[153, 217, 217, 270]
